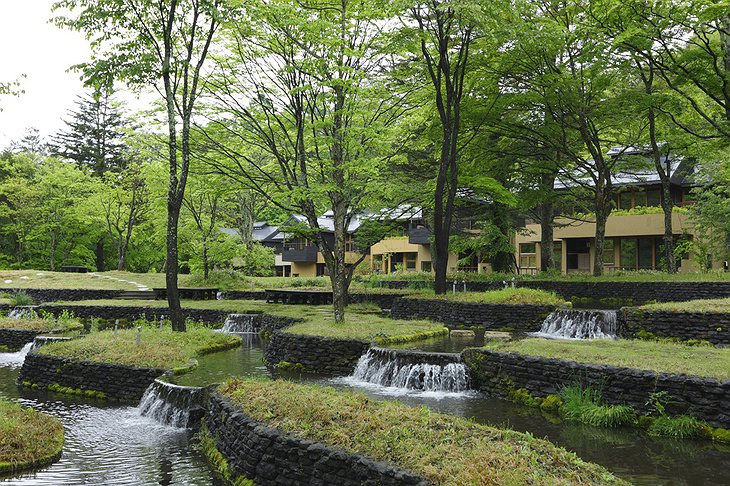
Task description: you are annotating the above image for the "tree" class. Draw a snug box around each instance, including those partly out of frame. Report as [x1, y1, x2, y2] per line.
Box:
[95, 164, 151, 271]
[55, 0, 226, 331]
[404, 0, 479, 293]
[51, 87, 128, 176]
[205, 0, 408, 322]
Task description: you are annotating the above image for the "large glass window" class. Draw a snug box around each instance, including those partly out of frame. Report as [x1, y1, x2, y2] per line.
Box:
[553, 241, 562, 269]
[519, 243, 537, 269]
[405, 252, 417, 271]
[620, 238, 637, 270]
[647, 190, 661, 207]
[603, 239, 615, 265]
[619, 191, 633, 210]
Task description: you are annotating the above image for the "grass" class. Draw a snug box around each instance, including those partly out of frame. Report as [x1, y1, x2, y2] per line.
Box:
[560, 385, 636, 428]
[218, 378, 626, 485]
[482, 338, 730, 380]
[639, 298, 730, 313]
[0, 316, 83, 333]
[284, 315, 447, 344]
[38, 326, 241, 369]
[408, 287, 566, 306]
[0, 400, 64, 475]
[647, 415, 709, 439]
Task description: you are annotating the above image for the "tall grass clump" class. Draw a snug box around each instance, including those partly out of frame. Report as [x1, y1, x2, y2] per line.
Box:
[560, 385, 636, 428]
[10, 291, 33, 306]
[647, 415, 709, 439]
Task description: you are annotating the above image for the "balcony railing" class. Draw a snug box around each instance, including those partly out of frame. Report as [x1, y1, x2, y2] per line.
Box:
[280, 245, 318, 263]
[408, 227, 431, 245]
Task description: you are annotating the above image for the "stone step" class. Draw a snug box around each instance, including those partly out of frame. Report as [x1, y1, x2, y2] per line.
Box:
[117, 290, 156, 300]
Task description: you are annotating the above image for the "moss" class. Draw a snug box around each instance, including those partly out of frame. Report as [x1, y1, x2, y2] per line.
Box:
[197, 427, 254, 486]
[508, 387, 541, 408]
[274, 361, 304, 373]
[540, 394, 564, 413]
[46, 383, 106, 400]
[0, 400, 64, 475]
[711, 427, 730, 443]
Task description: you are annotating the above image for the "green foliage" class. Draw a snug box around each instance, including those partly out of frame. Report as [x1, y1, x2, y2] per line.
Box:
[9, 291, 33, 306]
[0, 399, 64, 474]
[197, 427, 255, 486]
[648, 415, 709, 440]
[410, 288, 565, 306]
[218, 378, 626, 485]
[540, 394, 564, 413]
[560, 385, 636, 428]
[645, 391, 674, 417]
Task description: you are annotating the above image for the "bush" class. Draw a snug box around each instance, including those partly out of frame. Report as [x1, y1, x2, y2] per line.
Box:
[10, 291, 34, 306]
[648, 415, 709, 439]
[560, 385, 636, 428]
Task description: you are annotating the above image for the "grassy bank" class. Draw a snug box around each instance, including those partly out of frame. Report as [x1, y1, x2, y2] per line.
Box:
[0, 400, 64, 475]
[0, 316, 83, 333]
[639, 297, 730, 313]
[39, 327, 241, 369]
[284, 316, 447, 344]
[218, 379, 625, 485]
[483, 338, 730, 380]
[409, 287, 566, 306]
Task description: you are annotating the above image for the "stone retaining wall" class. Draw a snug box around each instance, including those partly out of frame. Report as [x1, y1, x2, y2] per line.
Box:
[379, 280, 730, 304]
[620, 308, 730, 346]
[0, 329, 39, 350]
[217, 290, 267, 300]
[264, 332, 369, 375]
[39, 304, 231, 325]
[206, 392, 427, 486]
[18, 352, 166, 402]
[391, 298, 554, 332]
[3, 288, 124, 303]
[218, 290, 405, 309]
[463, 348, 730, 428]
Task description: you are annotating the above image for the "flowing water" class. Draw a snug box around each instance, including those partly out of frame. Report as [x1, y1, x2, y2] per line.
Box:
[530, 309, 618, 340]
[220, 314, 260, 334]
[2, 332, 730, 485]
[137, 380, 205, 429]
[7, 306, 39, 319]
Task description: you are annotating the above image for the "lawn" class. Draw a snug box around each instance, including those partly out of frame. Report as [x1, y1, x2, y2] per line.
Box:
[218, 378, 625, 486]
[407, 287, 566, 306]
[0, 400, 64, 475]
[483, 338, 730, 380]
[284, 315, 447, 344]
[38, 327, 241, 369]
[639, 298, 730, 313]
[0, 316, 83, 333]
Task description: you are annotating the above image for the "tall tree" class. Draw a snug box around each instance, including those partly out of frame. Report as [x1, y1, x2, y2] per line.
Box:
[55, 0, 225, 331]
[404, 0, 479, 293]
[205, 0, 408, 322]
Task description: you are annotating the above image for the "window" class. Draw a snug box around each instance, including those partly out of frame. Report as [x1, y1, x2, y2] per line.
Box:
[405, 252, 417, 271]
[286, 237, 310, 250]
[647, 190, 661, 207]
[553, 241, 562, 269]
[519, 243, 537, 269]
[603, 239, 615, 265]
[345, 234, 355, 252]
[421, 261, 432, 272]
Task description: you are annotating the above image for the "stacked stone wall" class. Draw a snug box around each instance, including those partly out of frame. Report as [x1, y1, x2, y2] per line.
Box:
[463, 349, 730, 428]
[264, 332, 369, 375]
[205, 393, 427, 486]
[391, 298, 554, 332]
[620, 308, 730, 346]
[18, 353, 165, 402]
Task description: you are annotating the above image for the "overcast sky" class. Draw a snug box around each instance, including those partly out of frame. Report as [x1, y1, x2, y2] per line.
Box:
[0, 1, 91, 149]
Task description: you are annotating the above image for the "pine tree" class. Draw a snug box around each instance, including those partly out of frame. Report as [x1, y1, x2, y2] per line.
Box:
[51, 87, 127, 176]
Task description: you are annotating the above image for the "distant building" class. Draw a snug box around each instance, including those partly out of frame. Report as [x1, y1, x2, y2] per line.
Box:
[514, 150, 711, 274]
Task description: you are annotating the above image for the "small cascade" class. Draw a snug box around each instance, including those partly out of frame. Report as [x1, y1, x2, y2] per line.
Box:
[0, 342, 32, 367]
[221, 314, 260, 333]
[137, 379, 205, 428]
[347, 348, 470, 393]
[8, 305, 39, 319]
[30, 336, 73, 352]
[532, 309, 618, 340]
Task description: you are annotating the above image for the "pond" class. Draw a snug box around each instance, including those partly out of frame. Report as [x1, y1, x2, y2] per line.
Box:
[2, 334, 729, 485]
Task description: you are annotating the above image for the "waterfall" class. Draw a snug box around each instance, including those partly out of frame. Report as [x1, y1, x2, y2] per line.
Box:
[345, 348, 470, 393]
[137, 380, 205, 428]
[531, 310, 618, 340]
[8, 305, 39, 319]
[221, 314, 260, 333]
[0, 342, 32, 367]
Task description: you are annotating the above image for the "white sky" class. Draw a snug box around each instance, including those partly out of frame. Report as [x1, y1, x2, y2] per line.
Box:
[0, 1, 91, 149]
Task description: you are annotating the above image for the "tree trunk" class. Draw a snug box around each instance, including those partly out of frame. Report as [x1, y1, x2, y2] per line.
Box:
[592, 185, 611, 276]
[96, 239, 105, 271]
[539, 202, 555, 272]
[203, 240, 209, 280]
[661, 179, 676, 272]
[166, 199, 185, 331]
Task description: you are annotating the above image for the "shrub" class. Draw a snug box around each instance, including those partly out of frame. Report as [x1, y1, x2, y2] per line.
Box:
[648, 415, 709, 439]
[560, 385, 636, 428]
